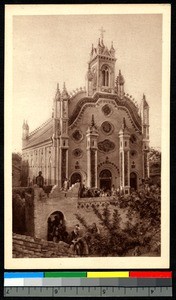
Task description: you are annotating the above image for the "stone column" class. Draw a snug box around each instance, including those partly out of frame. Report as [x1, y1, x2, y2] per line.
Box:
[119, 119, 130, 195]
[86, 117, 99, 188]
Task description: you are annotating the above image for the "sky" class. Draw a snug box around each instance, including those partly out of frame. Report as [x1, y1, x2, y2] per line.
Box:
[12, 13, 162, 152]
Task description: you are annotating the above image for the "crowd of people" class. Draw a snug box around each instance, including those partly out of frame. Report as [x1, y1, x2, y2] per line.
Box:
[47, 215, 100, 255]
[78, 184, 119, 198]
[35, 171, 160, 199]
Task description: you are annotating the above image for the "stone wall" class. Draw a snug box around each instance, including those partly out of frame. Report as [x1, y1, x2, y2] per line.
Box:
[13, 233, 76, 258]
[33, 186, 79, 240]
[77, 197, 128, 230]
[13, 186, 125, 242]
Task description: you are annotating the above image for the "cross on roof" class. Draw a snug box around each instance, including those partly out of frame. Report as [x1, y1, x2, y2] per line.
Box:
[99, 26, 106, 39]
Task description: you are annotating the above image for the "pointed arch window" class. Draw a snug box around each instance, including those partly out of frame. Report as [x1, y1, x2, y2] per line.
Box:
[102, 66, 109, 86]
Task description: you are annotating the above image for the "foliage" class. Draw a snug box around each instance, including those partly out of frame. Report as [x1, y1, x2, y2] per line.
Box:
[13, 187, 33, 198]
[74, 213, 89, 229]
[148, 148, 161, 162]
[76, 185, 161, 257]
[13, 193, 26, 234]
[12, 152, 22, 162]
[12, 187, 34, 234]
[20, 160, 29, 187]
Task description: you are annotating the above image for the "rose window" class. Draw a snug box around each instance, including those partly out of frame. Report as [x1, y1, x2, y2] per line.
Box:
[102, 104, 112, 116]
[72, 148, 83, 158]
[101, 121, 113, 135]
[72, 129, 83, 142]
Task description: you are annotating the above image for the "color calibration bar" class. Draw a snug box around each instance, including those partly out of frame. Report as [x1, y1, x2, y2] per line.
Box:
[4, 271, 172, 287]
[4, 272, 172, 297]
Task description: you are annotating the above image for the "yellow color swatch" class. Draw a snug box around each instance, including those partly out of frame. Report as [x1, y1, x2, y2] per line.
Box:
[87, 272, 129, 278]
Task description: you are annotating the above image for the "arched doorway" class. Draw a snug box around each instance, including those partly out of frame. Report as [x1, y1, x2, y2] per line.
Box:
[99, 169, 112, 191]
[70, 172, 82, 185]
[130, 172, 137, 190]
[47, 211, 67, 242]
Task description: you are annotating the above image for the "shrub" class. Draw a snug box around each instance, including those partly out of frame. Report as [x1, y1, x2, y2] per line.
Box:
[75, 186, 161, 257]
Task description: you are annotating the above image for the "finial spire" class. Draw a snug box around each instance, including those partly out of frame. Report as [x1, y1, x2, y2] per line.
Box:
[91, 114, 95, 127]
[99, 26, 106, 40]
[122, 117, 126, 129]
[57, 83, 60, 91]
[62, 82, 69, 100]
[90, 114, 97, 130]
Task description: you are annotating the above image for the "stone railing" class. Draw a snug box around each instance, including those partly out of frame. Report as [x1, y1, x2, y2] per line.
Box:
[77, 196, 118, 210]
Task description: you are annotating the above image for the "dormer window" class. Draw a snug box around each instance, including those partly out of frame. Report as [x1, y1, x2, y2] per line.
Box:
[102, 66, 109, 86]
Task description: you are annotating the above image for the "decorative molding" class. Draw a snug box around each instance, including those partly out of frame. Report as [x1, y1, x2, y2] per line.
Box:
[72, 148, 83, 158]
[77, 197, 118, 210]
[130, 134, 137, 144]
[98, 139, 115, 153]
[71, 129, 84, 143]
[130, 150, 138, 158]
[102, 104, 112, 116]
[98, 159, 119, 172]
[68, 92, 141, 132]
[101, 121, 114, 135]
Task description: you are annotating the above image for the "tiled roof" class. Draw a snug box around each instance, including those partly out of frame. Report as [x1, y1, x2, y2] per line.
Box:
[23, 118, 53, 149]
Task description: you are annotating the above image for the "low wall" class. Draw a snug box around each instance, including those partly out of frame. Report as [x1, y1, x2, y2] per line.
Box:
[13, 233, 76, 258]
[13, 186, 125, 242]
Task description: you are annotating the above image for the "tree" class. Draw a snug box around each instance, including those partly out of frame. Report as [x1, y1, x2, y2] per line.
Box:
[75, 186, 161, 257]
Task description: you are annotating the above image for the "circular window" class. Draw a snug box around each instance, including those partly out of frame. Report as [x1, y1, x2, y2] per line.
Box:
[101, 121, 114, 135]
[130, 150, 137, 158]
[102, 104, 112, 116]
[130, 134, 137, 144]
[72, 148, 83, 158]
[72, 129, 83, 142]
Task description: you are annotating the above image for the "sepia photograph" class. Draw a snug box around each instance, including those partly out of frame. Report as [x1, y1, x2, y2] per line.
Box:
[5, 4, 170, 269]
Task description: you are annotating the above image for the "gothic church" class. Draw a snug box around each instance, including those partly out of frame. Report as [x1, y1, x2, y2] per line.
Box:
[22, 32, 150, 194]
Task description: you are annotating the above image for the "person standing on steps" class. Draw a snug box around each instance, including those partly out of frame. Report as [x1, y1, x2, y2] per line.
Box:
[63, 178, 68, 197]
[36, 171, 44, 188]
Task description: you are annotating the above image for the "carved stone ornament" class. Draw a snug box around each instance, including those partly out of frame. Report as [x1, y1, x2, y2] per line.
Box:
[98, 139, 115, 153]
[72, 148, 83, 158]
[102, 104, 112, 116]
[72, 129, 83, 142]
[130, 150, 137, 157]
[130, 134, 137, 144]
[101, 121, 113, 135]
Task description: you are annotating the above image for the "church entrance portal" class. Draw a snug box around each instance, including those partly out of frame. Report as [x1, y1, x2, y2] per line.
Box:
[70, 172, 82, 185]
[99, 169, 112, 191]
[130, 172, 137, 190]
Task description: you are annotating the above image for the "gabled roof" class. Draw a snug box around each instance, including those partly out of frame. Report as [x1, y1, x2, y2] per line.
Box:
[23, 118, 53, 149]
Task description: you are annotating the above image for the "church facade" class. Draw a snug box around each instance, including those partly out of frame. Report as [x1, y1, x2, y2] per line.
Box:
[22, 34, 150, 194]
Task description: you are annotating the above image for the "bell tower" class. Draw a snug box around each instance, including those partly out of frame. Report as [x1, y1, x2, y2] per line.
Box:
[87, 27, 117, 96]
